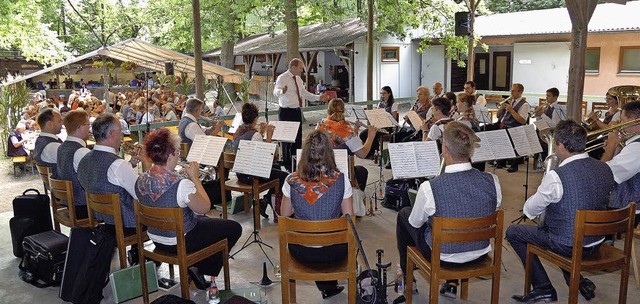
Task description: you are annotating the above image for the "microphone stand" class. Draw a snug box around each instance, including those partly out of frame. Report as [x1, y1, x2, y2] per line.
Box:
[264, 65, 271, 123]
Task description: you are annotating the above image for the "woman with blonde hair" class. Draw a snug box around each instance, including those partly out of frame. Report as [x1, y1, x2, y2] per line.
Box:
[280, 130, 353, 299]
[317, 98, 376, 191]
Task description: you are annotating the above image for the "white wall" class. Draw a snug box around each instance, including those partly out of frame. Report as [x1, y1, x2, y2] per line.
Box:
[420, 45, 446, 90]
[512, 42, 571, 95]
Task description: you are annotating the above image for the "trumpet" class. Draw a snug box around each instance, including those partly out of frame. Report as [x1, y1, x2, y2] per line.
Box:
[582, 110, 602, 131]
[584, 117, 640, 153]
[175, 161, 215, 182]
[498, 97, 512, 109]
[121, 141, 142, 157]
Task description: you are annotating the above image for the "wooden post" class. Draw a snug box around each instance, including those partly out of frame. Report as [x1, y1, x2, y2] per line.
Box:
[285, 0, 299, 64]
[366, 0, 374, 109]
[565, 0, 598, 121]
[466, 1, 477, 82]
[192, 0, 204, 100]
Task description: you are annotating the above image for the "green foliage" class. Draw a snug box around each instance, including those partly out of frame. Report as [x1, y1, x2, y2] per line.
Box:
[485, 0, 565, 13]
[0, 82, 30, 156]
[179, 72, 194, 95]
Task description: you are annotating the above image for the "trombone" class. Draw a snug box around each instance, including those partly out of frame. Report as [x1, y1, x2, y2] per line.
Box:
[584, 118, 640, 153]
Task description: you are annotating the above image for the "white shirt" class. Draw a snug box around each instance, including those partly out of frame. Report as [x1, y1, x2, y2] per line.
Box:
[64, 136, 90, 172]
[213, 105, 224, 116]
[183, 113, 207, 141]
[38, 132, 61, 163]
[501, 97, 530, 123]
[282, 173, 353, 200]
[409, 163, 501, 263]
[426, 118, 450, 141]
[92, 145, 139, 200]
[148, 179, 197, 245]
[536, 103, 566, 128]
[607, 134, 640, 214]
[474, 93, 487, 107]
[140, 112, 154, 125]
[274, 70, 320, 108]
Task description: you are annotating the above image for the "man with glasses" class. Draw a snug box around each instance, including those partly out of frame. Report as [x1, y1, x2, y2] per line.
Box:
[495, 83, 530, 172]
[57, 110, 92, 219]
[463, 81, 487, 107]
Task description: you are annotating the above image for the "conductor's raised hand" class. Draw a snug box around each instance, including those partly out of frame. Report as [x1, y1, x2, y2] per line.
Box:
[319, 93, 329, 102]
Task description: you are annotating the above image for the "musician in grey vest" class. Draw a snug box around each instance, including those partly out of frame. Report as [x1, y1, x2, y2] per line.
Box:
[77, 114, 150, 249]
[494, 83, 530, 172]
[280, 130, 353, 300]
[34, 109, 63, 177]
[178, 98, 223, 146]
[56, 110, 91, 219]
[602, 100, 640, 227]
[533, 87, 566, 129]
[394, 122, 501, 304]
[508, 120, 615, 303]
[136, 128, 242, 290]
[231, 102, 288, 220]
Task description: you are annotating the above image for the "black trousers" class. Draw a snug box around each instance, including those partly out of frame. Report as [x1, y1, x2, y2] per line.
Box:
[237, 165, 289, 197]
[396, 207, 487, 279]
[505, 224, 599, 289]
[154, 216, 242, 276]
[279, 107, 302, 172]
[289, 243, 348, 291]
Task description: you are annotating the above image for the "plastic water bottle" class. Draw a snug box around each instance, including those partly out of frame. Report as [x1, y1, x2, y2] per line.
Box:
[207, 276, 220, 304]
[536, 154, 543, 172]
[396, 264, 404, 295]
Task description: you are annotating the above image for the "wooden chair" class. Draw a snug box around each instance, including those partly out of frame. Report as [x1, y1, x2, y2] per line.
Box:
[49, 177, 90, 232]
[406, 210, 504, 304]
[632, 225, 640, 287]
[35, 164, 52, 195]
[179, 142, 189, 159]
[524, 203, 636, 304]
[218, 152, 280, 230]
[556, 101, 588, 120]
[278, 216, 357, 304]
[86, 192, 145, 269]
[134, 200, 230, 302]
[591, 101, 609, 116]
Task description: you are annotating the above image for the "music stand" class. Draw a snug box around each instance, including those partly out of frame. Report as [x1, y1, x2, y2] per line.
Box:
[474, 106, 492, 131]
[511, 154, 537, 225]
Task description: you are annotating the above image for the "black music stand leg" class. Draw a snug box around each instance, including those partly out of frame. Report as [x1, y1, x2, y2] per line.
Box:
[511, 156, 537, 225]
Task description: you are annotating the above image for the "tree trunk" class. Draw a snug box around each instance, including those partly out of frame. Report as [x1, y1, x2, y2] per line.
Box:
[366, 0, 374, 108]
[466, 1, 477, 82]
[192, 0, 204, 100]
[565, 0, 598, 121]
[285, 0, 299, 64]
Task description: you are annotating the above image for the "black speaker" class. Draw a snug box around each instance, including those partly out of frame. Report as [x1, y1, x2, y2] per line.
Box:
[164, 62, 174, 76]
[455, 12, 470, 36]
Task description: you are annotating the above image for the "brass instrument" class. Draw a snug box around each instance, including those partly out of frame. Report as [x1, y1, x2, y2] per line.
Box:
[608, 85, 640, 108]
[175, 161, 215, 182]
[537, 128, 558, 227]
[582, 111, 602, 131]
[584, 117, 640, 153]
[121, 141, 142, 156]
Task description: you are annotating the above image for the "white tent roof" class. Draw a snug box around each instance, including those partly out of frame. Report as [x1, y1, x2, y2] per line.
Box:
[1, 38, 245, 87]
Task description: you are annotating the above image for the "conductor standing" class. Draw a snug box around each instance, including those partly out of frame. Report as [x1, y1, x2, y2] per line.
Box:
[274, 58, 328, 172]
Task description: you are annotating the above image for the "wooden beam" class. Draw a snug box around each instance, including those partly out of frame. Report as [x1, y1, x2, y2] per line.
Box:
[243, 55, 255, 77]
[565, 0, 599, 121]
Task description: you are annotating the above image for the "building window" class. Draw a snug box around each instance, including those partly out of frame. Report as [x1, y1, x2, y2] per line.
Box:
[585, 48, 600, 73]
[619, 46, 640, 73]
[381, 47, 399, 62]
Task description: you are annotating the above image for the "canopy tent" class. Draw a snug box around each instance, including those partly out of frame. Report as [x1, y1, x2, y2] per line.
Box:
[1, 38, 245, 87]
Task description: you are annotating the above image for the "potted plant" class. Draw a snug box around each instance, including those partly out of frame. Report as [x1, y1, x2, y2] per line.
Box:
[119, 61, 137, 72]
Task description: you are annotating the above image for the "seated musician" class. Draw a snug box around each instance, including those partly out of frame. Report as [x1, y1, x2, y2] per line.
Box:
[231, 102, 288, 221]
[588, 92, 621, 129]
[34, 109, 63, 177]
[507, 120, 615, 303]
[178, 98, 223, 146]
[135, 128, 242, 290]
[455, 93, 479, 131]
[421, 97, 453, 143]
[77, 113, 150, 265]
[8, 122, 29, 157]
[280, 130, 353, 300]
[317, 98, 377, 192]
[56, 110, 92, 219]
[534, 87, 566, 129]
[601, 100, 640, 228]
[394, 122, 501, 304]
[359, 86, 398, 158]
[391, 86, 432, 144]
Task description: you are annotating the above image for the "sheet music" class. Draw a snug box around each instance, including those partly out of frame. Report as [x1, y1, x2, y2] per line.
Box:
[388, 141, 440, 179]
[405, 111, 423, 130]
[533, 119, 551, 132]
[296, 149, 349, 179]
[226, 113, 243, 134]
[364, 109, 399, 129]
[507, 125, 543, 156]
[186, 135, 228, 166]
[474, 106, 492, 124]
[268, 121, 300, 143]
[232, 140, 276, 179]
[471, 129, 517, 163]
[344, 105, 367, 123]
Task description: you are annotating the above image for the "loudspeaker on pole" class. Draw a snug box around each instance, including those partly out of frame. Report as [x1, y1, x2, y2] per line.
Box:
[164, 62, 174, 75]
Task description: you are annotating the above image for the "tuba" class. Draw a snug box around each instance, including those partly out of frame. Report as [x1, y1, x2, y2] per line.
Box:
[607, 85, 640, 108]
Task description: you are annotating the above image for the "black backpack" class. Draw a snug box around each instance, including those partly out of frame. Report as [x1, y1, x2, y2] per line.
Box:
[346, 215, 387, 304]
[382, 179, 410, 211]
[59, 226, 116, 304]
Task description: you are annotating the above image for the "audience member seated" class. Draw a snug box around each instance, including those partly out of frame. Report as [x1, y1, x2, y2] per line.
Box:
[394, 122, 501, 303]
[8, 122, 29, 157]
[135, 128, 242, 290]
[280, 130, 353, 300]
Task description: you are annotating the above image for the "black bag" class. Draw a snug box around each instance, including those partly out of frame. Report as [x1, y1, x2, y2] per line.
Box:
[382, 179, 410, 211]
[203, 179, 231, 209]
[19, 230, 68, 288]
[10, 189, 54, 257]
[150, 294, 196, 304]
[59, 226, 116, 304]
[346, 215, 386, 304]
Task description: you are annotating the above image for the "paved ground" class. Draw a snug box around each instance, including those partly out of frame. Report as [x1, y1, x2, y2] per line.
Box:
[0, 99, 639, 303]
